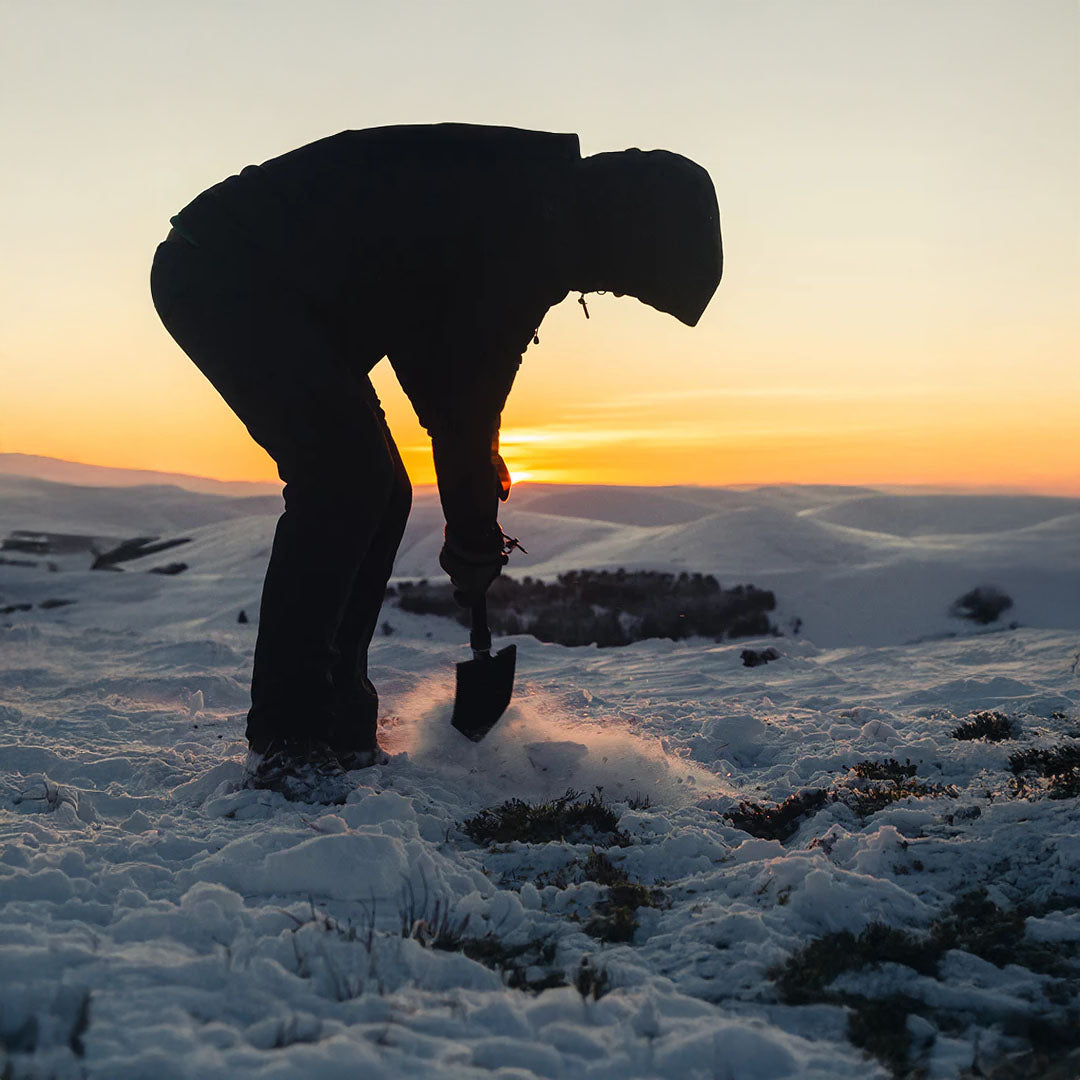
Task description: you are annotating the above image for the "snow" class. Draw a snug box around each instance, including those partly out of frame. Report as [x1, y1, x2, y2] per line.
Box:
[1, 461, 1079, 1078]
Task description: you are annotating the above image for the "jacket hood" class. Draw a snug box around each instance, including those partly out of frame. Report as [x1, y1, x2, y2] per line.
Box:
[583, 148, 722, 327]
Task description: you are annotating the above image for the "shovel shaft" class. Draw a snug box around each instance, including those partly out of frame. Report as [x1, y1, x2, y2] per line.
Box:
[452, 592, 516, 741]
[470, 596, 492, 655]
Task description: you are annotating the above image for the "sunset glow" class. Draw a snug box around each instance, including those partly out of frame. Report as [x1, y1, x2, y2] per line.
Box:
[2, 1, 1076, 494]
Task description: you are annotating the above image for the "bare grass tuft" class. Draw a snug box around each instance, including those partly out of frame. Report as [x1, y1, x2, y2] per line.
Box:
[462, 789, 630, 848]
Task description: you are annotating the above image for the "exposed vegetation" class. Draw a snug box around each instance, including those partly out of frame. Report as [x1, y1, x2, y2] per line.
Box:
[392, 569, 778, 647]
[286, 894, 568, 997]
[461, 789, 630, 848]
[1009, 742, 1080, 800]
[844, 778, 957, 818]
[725, 762, 958, 840]
[91, 536, 191, 571]
[460, 795, 664, 943]
[949, 584, 1014, 625]
[952, 710, 1017, 742]
[1, 598, 76, 615]
[580, 851, 667, 943]
[850, 758, 918, 782]
[574, 957, 610, 1001]
[742, 646, 781, 668]
[455, 935, 567, 992]
[407, 899, 567, 993]
[584, 880, 666, 943]
[725, 789, 831, 841]
[772, 890, 1080, 1078]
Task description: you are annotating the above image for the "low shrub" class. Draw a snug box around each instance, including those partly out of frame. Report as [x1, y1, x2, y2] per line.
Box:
[724, 789, 831, 841]
[844, 778, 957, 818]
[1009, 742, 1080, 799]
[951, 710, 1016, 741]
[742, 646, 781, 668]
[1009, 742, 1080, 777]
[949, 585, 1014, 625]
[461, 789, 630, 848]
[725, 764, 958, 840]
[849, 758, 918, 781]
[578, 852, 667, 943]
[455, 936, 567, 993]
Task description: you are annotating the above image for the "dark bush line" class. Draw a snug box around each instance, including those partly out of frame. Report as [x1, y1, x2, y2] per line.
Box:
[391, 569, 778, 647]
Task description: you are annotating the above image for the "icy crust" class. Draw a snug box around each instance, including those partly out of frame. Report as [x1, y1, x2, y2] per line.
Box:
[0, 614, 1078, 1080]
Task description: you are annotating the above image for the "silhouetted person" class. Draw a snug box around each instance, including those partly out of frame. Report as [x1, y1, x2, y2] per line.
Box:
[151, 123, 721, 789]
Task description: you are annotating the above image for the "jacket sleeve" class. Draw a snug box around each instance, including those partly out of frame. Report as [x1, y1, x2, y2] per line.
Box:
[429, 411, 507, 551]
[382, 144, 572, 547]
[390, 327, 524, 551]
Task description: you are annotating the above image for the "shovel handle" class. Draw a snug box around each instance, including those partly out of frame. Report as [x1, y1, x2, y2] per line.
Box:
[470, 596, 492, 655]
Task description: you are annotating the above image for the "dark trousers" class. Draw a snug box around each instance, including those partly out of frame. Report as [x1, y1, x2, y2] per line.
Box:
[150, 235, 411, 751]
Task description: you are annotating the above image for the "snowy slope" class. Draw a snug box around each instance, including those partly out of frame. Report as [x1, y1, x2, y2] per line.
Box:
[2, 463, 1080, 1078]
[7, 466, 1076, 646]
[0, 453, 282, 497]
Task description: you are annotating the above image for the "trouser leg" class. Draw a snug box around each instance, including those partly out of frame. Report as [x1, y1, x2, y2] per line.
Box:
[328, 421, 411, 750]
[247, 455, 391, 742]
[149, 238, 402, 749]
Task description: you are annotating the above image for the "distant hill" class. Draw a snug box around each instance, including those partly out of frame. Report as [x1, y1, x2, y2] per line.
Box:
[0, 453, 283, 497]
[2, 457, 1078, 647]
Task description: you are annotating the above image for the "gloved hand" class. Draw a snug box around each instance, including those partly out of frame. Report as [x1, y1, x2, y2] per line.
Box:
[439, 528, 508, 604]
[493, 450, 511, 502]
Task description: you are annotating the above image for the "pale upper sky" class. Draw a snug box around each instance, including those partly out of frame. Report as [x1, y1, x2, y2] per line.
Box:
[2, 0, 1077, 491]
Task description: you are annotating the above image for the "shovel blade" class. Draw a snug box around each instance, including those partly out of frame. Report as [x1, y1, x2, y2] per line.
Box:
[451, 644, 517, 742]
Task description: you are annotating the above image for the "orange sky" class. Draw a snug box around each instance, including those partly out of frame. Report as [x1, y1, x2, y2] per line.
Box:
[2, 1, 1077, 494]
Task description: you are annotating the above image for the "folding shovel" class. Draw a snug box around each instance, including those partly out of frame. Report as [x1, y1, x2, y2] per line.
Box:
[450, 595, 516, 742]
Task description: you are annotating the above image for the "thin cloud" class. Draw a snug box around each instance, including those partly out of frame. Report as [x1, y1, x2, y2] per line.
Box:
[563, 383, 943, 415]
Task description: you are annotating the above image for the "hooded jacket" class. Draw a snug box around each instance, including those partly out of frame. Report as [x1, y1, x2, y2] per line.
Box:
[172, 123, 722, 550]
[173, 123, 579, 545]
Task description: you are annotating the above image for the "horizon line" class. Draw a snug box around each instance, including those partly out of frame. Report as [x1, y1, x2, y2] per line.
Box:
[0, 451, 1076, 499]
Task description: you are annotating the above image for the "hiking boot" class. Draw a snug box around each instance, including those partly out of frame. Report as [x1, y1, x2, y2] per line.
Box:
[335, 745, 390, 771]
[243, 737, 353, 804]
[328, 681, 379, 764]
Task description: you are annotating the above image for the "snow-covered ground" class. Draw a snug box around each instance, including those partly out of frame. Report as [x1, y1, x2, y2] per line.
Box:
[2, 460, 1079, 1078]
